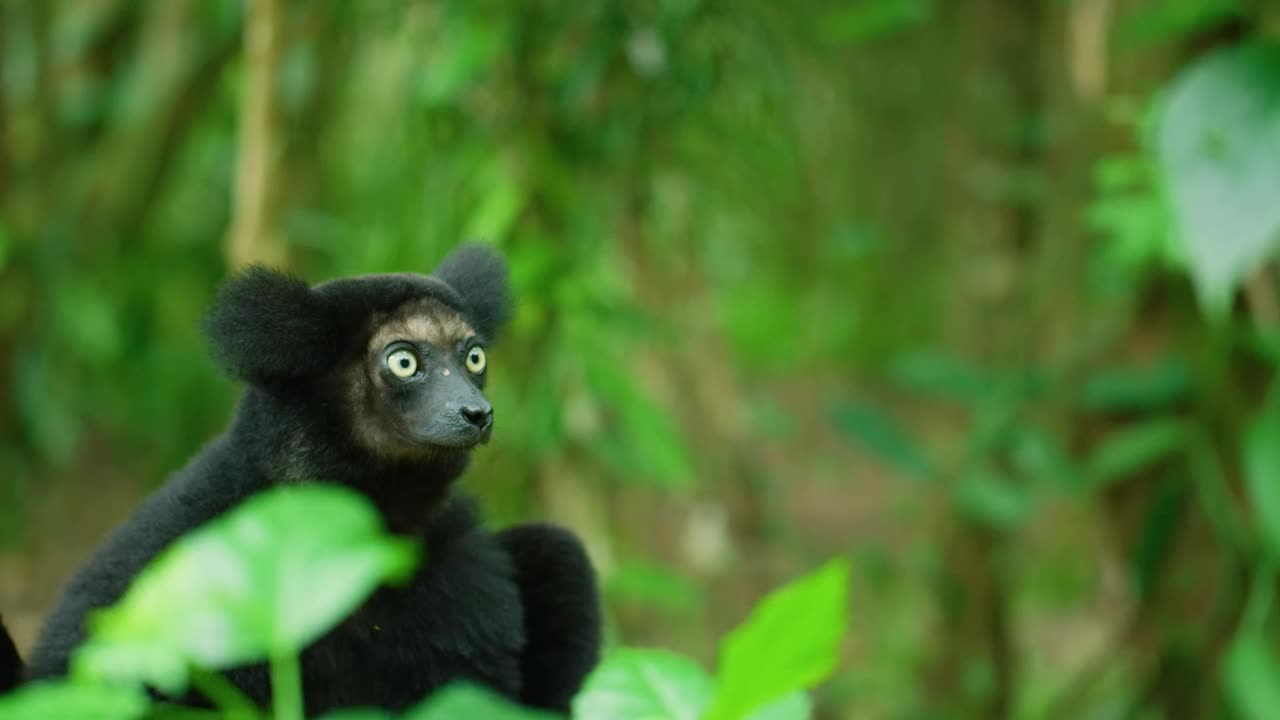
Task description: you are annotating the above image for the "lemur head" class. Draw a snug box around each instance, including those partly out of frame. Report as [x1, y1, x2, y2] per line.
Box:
[204, 244, 511, 460]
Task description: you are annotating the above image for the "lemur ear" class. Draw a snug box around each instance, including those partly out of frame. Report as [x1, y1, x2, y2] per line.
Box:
[204, 266, 335, 383]
[432, 244, 512, 341]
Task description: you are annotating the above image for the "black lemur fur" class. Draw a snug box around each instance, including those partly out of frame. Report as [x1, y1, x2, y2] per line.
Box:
[0, 614, 19, 694]
[0, 245, 601, 715]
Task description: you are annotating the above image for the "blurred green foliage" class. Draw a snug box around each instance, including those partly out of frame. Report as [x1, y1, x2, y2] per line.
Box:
[5, 0, 1280, 718]
[0, 487, 847, 719]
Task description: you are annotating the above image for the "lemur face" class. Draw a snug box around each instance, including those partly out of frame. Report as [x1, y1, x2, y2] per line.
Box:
[204, 244, 511, 461]
[349, 297, 495, 456]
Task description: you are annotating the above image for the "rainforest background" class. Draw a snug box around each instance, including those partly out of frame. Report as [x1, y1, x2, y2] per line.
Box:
[3, 1, 1280, 718]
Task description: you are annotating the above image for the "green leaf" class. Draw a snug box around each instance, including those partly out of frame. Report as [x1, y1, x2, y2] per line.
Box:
[953, 470, 1032, 532]
[572, 649, 715, 720]
[1080, 360, 1192, 413]
[405, 684, 555, 720]
[1086, 192, 1173, 270]
[1008, 427, 1079, 489]
[314, 711, 391, 720]
[73, 485, 419, 694]
[890, 351, 989, 404]
[744, 692, 812, 720]
[0, 681, 149, 720]
[830, 402, 931, 480]
[1224, 631, 1280, 720]
[704, 559, 849, 720]
[1083, 419, 1185, 492]
[1246, 384, 1280, 560]
[1155, 42, 1280, 315]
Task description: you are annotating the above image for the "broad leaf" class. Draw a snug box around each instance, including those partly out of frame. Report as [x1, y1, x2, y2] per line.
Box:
[831, 402, 931, 481]
[74, 485, 419, 694]
[405, 684, 555, 720]
[1008, 427, 1080, 490]
[0, 681, 148, 720]
[1155, 42, 1280, 315]
[1083, 419, 1185, 493]
[1080, 360, 1192, 413]
[744, 692, 812, 720]
[572, 649, 715, 720]
[890, 351, 989, 404]
[953, 470, 1031, 532]
[1225, 631, 1280, 720]
[314, 712, 390, 720]
[704, 560, 849, 720]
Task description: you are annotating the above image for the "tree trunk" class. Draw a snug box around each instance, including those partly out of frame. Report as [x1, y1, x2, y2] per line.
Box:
[925, 1, 1047, 716]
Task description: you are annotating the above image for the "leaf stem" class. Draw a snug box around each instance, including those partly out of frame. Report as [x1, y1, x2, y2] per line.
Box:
[190, 666, 261, 720]
[143, 705, 229, 720]
[270, 650, 305, 720]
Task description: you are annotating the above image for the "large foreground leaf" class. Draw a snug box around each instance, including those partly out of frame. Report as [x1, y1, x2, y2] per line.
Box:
[573, 649, 714, 720]
[74, 484, 419, 694]
[572, 649, 812, 720]
[0, 681, 147, 720]
[704, 559, 849, 720]
[405, 684, 555, 720]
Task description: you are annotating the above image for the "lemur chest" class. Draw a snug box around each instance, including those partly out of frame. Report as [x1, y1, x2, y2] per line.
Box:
[296, 531, 526, 714]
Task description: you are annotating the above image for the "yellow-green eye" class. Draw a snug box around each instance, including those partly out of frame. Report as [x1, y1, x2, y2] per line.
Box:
[465, 346, 487, 374]
[387, 349, 418, 378]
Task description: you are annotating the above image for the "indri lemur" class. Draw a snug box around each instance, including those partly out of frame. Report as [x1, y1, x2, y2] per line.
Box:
[0, 245, 601, 716]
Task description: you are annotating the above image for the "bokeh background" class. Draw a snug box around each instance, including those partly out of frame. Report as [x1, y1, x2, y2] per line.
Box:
[3, 1, 1280, 718]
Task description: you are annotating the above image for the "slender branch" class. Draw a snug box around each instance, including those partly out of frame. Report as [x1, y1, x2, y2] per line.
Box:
[226, 0, 289, 269]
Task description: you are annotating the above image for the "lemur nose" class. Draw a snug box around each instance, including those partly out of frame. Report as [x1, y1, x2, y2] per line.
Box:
[461, 404, 492, 429]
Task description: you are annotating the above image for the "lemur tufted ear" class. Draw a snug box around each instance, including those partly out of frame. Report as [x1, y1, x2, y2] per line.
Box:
[204, 266, 336, 383]
[432, 244, 512, 341]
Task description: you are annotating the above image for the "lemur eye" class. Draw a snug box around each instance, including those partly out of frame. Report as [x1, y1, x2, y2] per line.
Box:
[465, 346, 487, 374]
[386, 349, 418, 378]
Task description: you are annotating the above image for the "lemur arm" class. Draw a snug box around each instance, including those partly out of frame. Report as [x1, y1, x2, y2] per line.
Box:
[496, 523, 602, 714]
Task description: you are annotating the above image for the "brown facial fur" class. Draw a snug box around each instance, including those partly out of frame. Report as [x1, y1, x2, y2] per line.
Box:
[348, 298, 477, 458]
[366, 298, 476, 354]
